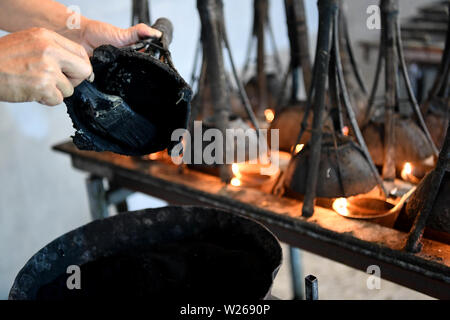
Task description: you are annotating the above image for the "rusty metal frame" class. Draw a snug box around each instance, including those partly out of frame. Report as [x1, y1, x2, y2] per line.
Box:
[53, 141, 450, 299]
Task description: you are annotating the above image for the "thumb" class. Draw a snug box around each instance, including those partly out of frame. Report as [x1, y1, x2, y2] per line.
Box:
[120, 23, 162, 46]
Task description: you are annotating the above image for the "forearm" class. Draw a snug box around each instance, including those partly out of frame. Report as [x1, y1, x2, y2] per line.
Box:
[0, 0, 160, 56]
[0, 0, 86, 43]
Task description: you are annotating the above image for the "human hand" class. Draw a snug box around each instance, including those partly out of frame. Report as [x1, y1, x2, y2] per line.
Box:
[0, 28, 92, 106]
[78, 19, 162, 55]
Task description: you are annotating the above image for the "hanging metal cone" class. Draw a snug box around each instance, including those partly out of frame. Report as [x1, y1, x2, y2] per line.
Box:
[189, 0, 262, 181]
[269, 104, 310, 152]
[363, 0, 439, 181]
[363, 115, 435, 168]
[284, 135, 378, 198]
[268, 104, 335, 152]
[281, 0, 386, 217]
[195, 0, 232, 182]
[399, 118, 450, 252]
[396, 119, 450, 246]
[400, 171, 450, 239]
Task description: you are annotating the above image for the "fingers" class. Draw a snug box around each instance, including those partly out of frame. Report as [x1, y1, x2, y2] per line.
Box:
[39, 30, 92, 86]
[45, 41, 92, 87]
[34, 70, 76, 106]
[36, 72, 72, 106]
[38, 86, 64, 106]
[120, 23, 162, 46]
[54, 70, 74, 98]
[134, 23, 162, 39]
[58, 52, 92, 87]
[50, 31, 90, 62]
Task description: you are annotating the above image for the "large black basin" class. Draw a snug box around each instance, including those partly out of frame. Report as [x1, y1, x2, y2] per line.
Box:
[9, 206, 281, 300]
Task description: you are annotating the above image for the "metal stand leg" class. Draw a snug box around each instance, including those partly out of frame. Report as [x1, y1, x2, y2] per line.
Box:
[85, 175, 134, 220]
[115, 200, 129, 213]
[289, 246, 304, 300]
[86, 175, 109, 220]
[305, 274, 319, 300]
[109, 181, 129, 214]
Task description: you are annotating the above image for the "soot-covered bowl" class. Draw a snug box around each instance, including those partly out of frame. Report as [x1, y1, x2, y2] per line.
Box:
[64, 42, 192, 156]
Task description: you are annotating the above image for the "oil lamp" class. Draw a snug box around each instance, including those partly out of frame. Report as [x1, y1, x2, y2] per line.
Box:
[230, 161, 279, 190]
[362, 0, 438, 181]
[332, 189, 412, 228]
[282, 0, 386, 217]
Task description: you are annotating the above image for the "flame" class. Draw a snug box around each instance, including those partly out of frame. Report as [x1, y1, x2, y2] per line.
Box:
[149, 153, 159, 160]
[231, 177, 241, 187]
[403, 162, 412, 175]
[294, 144, 304, 154]
[332, 198, 349, 216]
[264, 109, 275, 123]
[401, 162, 415, 182]
[342, 126, 349, 136]
[231, 163, 242, 186]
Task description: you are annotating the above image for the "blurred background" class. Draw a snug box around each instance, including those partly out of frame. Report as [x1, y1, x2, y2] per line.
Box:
[0, 0, 434, 299]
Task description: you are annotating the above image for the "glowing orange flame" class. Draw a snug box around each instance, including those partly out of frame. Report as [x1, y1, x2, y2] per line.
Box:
[294, 144, 304, 154]
[401, 162, 418, 183]
[231, 177, 241, 187]
[403, 162, 412, 175]
[264, 109, 275, 123]
[148, 151, 166, 160]
[332, 198, 349, 216]
[401, 162, 412, 181]
[230, 163, 242, 187]
[342, 126, 349, 136]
